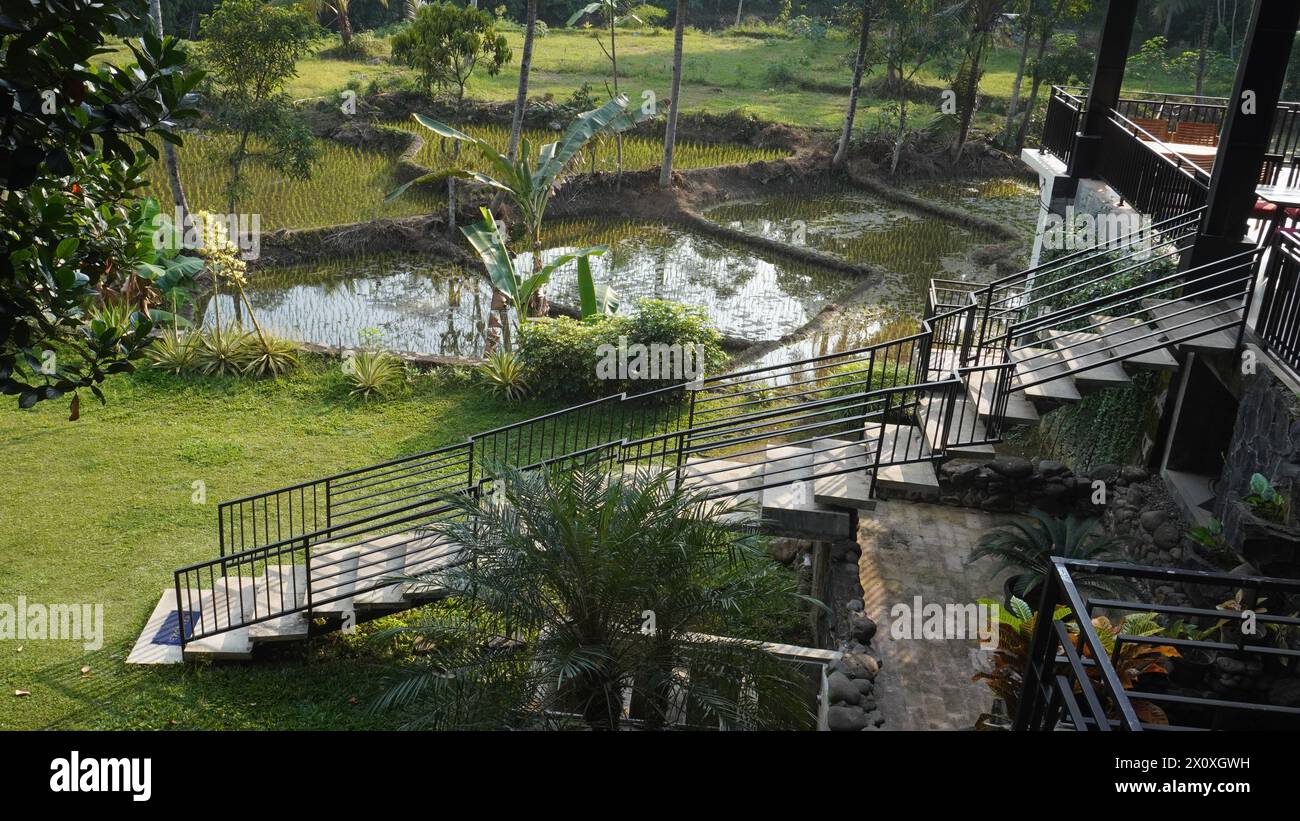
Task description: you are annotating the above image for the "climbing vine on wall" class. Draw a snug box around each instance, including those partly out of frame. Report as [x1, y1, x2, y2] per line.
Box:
[1014, 371, 1168, 473]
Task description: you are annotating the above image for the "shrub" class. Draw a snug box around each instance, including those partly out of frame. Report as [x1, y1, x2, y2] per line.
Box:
[245, 333, 300, 377]
[517, 298, 725, 402]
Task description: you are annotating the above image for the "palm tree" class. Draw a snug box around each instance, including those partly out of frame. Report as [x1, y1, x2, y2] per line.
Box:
[660, 0, 687, 187]
[506, 0, 538, 163]
[950, 0, 1009, 161]
[146, 0, 191, 233]
[294, 0, 386, 48]
[967, 510, 1134, 602]
[374, 462, 814, 730]
[833, 0, 873, 168]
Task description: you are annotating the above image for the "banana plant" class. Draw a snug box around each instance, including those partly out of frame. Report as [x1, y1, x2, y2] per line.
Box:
[460, 208, 610, 349]
[388, 94, 651, 319]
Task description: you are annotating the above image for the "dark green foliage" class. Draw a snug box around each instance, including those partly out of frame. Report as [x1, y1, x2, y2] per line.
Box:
[374, 461, 813, 730]
[518, 298, 725, 401]
[1, 0, 203, 411]
[968, 509, 1135, 603]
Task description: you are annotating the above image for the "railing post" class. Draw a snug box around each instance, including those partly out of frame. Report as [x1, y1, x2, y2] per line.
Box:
[1013, 565, 1063, 731]
[324, 477, 333, 535]
[675, 384, 698, 482]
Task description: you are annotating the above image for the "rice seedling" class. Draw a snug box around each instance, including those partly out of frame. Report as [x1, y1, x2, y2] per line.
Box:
[347, 348, 404, 400]
[386, 120, 785, 177]
[141, 133, 439, 230]
[478, 348, 529, 401]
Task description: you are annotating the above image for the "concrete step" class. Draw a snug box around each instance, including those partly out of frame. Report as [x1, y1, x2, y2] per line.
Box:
[1143, 298, 1242, 354]
[761, 445, 853, 539]
[352, 536, 413, 608]
[966, 370, 1040, 426]
[399, 531, 461, 599]
[1009, 347, 1082, 402]
[863, 423, 940, 495]
[811, 438, 876, 511]
[248, 565, 309, 642]
[680, 457, 765, 527]
[309, 544, 359, 615]
[918, 394, 996, 457]
[184, 625, 253, 661]
[1043, 330, 1133, 388]
[182, 580, 256, 660]
[1089, 314, 1181, 372]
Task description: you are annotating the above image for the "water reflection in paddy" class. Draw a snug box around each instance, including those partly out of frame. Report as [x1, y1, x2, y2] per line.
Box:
[202, 255, 492, 358]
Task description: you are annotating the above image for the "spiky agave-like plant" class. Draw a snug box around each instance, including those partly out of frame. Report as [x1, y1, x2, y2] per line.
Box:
[967, 509, 1134, 602]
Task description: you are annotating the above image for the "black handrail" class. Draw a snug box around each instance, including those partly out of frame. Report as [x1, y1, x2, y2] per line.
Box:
[1016, 557, 1300, 731]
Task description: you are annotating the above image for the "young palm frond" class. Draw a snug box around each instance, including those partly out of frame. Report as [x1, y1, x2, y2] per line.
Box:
[373, 461, 811, 730]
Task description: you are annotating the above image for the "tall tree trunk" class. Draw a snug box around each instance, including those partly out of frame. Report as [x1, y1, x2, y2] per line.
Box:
[609, 9, 623, 183]
[1014, 0, 1063, 151]
[147, 0, 192, 238]
[953, 32, 987, 161]
[507, 0, 537, 163]
[735, 0, 744, 26]
[1003, 22, 1033, 147]
[1195, 0, 1213, 96]
[660, 0, 687, 187]
[1163, 5, 1175, 37]
[832, 0, 872, 168]
[339, 0, 354, 47]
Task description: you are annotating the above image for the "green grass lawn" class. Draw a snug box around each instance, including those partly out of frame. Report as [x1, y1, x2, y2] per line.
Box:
[0, 358, 641, 729]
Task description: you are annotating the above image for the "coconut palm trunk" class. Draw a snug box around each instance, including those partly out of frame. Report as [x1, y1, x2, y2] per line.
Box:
[832, 0, 872, 168]
[506, 0, 537, 163]
[659, 0, 687, 188]
[147, 0, 192, 237]
[338, 0, 354, 46]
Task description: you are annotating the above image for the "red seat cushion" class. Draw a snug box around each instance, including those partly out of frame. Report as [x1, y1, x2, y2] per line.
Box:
[1253, 198, 1279, 217]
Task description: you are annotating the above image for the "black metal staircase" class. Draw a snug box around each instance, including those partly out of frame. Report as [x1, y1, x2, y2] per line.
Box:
[166, 206, 1278, 660]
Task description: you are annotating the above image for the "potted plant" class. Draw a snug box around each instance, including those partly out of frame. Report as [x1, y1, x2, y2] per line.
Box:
[967, 510, 1135, 607]
[1234, 473, 1300, 576]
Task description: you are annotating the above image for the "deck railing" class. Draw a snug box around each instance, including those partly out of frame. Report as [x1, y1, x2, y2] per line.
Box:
[1252, 229, 1300, 381]
[1016, 558, 1300, 731]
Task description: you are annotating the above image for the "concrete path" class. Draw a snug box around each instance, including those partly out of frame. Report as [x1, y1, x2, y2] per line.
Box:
[855, 500, 1016, 730]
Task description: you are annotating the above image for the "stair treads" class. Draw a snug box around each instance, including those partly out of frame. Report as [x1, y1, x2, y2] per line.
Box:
[810, 438, 875, 510]
[918, 394, 996, 456]
[966, 372, 1040, 426]
[1043, 330, 1132, 387]
[1089, 315, 1181, 371]
[1009, 347, 1082, 401]
[1143, 298, 1242, 353]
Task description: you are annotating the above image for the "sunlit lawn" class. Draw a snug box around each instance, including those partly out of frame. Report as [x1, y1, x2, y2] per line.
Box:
[0, 359, 636, 729]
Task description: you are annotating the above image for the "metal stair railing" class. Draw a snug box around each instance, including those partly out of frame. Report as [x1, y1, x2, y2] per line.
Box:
[174, 202, 1271, 649]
